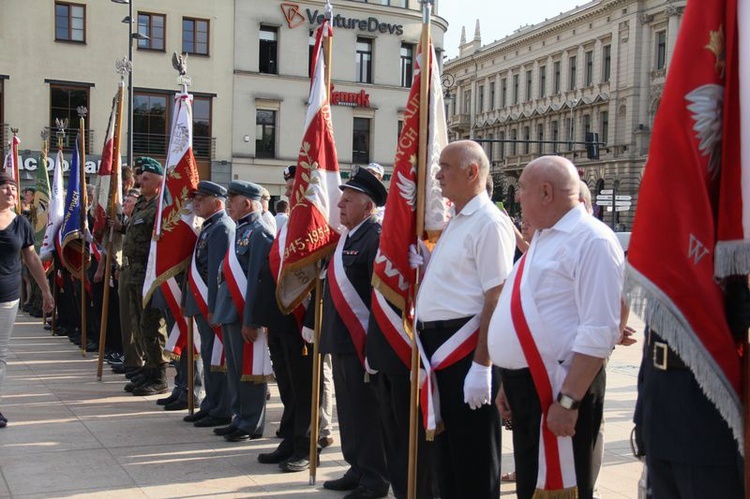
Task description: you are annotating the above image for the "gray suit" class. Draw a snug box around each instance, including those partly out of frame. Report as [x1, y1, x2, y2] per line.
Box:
[213, 211, 273, 435]
[185, 209, 234, 419]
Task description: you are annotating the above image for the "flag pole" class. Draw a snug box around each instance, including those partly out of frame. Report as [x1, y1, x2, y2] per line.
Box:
[40, 130, 50, 332]
[97, 72, 127, 380]
[78, 108, 88, 358]
[52, 122, 66, 337]
[10, 128, 21, 214]
[407, 3, 433, 497]
[308, 4, 334, 486]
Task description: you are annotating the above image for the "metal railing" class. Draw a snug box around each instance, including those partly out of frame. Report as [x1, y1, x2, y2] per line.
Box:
[133, 133, 216, 159]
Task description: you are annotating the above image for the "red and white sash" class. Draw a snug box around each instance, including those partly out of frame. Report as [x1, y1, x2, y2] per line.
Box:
[510, 252, 577, 494]
[269, 224, 307, 331]
[327, 233, 368, 367]
[371, 289, 412, 368]
[417, 315, 480, 439]
[223, 233, 273, 382]
[163, 277, 200, 358]
[188, 255, 225, 370]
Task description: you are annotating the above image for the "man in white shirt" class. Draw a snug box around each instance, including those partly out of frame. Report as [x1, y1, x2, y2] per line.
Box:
[414, 140, 515, 499]
[274, 199, 289, 231]
[489, 156, 624, 499]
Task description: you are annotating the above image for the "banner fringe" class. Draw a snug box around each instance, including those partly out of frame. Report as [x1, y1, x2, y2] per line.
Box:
[240, 374, 274, 384]
[532, 486, 578, 498]
[623, 264, 744, 455]
[715, 239, 750, 277]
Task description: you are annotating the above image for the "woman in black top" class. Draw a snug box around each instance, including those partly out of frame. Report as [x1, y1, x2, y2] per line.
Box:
[0, 172, 53, 428]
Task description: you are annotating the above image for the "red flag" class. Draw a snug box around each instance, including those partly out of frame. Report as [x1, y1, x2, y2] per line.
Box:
[143, 91, 200, 305]
[3, 134, 20, 183]
[276, 22, 341, 314]
[626, 0, 742, 446]
[371, 40, 450, 368]
[93, 91, 121, 243]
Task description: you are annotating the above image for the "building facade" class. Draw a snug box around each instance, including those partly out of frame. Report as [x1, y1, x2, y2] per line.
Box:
[443, 0, 686, 229]
[231, 0, 447, 201]
[0, 0, 235, 181]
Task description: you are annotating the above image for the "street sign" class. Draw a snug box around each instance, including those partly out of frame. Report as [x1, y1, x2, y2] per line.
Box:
[615, 195, 632, 201]
[598, 200, 613, 206]
[601, 201, 631, 208]
[600, 189, 613, 195]
[607, 205, 631, 212]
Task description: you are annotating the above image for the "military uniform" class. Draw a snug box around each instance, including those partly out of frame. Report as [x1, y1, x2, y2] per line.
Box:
[184, 206, 235, 422]
[213, 208, 273, 438]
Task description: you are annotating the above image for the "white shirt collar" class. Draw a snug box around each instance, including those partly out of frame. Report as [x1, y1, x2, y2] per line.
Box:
[545, 203, 587, 234]
[456, 192, 491, 217]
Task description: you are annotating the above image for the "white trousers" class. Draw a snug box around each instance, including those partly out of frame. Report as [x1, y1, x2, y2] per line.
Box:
[0, 299, 20, 399]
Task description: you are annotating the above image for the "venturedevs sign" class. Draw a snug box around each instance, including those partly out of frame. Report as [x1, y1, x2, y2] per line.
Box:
[281, 3, 404, 35]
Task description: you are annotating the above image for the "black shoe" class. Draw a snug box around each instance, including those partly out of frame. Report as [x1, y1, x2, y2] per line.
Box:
[194, 416, 232, 428]
[281, 455, 318, 472]
[224, 429, 252, 442]
[258, 446, 294, 464]
[125, 367, 146, 380]
[183, 409, 209, 423]
[213, 424, 237, 436]
[324, 474, 360, 492]
[318, 436, 334, 449]
[0, 412, 7, 428]
[132, 380, 169, 396]
[164, 399, 189, 411]
[86, 341, 99, 352]
[43, 324, 52, 330]
[123, 373, 150, 393]
[343, 486, 389, 499]
[156, 393, 179, 406]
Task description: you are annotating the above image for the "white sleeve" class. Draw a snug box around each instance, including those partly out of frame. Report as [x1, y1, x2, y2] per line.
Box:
[475, 215, 516, 292]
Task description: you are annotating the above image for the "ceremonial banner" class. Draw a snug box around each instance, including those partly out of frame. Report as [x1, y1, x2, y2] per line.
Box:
[93, 92, 122, 244]
[371, 40, 450, 368]
[33, 148, 51, 250]
[59, 135, 88, 279]
[276, 22, 342, 314]
[3, 134, 20, 182]
[188, 255, 225, 369]
[143, 91, 200, 304]
[40, 148, 65, 260]
[626, 0, 743, 447]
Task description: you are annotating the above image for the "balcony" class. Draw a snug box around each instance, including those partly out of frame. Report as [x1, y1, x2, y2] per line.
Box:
[133, 133, 217, 160]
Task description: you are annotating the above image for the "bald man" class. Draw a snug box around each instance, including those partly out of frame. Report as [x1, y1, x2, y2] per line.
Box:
[414, 140, 515, 498]
[488, 156, 624, 499]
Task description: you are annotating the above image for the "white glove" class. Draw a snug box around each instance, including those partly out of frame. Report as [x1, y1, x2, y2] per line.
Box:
[301, 326, 315, 344]
[408, 240, 431, 270]
[463, 361, 492, 410]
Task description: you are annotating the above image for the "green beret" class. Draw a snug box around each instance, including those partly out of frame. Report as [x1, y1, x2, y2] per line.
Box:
[135, 156, 164, 176]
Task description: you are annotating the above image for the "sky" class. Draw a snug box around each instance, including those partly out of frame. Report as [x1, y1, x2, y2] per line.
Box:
[437, 1, 589, 60]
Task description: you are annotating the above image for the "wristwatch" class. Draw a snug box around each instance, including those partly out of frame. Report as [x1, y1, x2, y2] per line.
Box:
[556, 392, 581, 410]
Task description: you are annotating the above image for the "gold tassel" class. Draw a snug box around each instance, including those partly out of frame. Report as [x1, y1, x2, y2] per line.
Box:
[302, 345, 308, 356]
[533, 486, 578, 499]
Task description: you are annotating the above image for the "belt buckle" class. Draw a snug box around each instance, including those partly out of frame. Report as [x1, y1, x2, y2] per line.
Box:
[653, 341, 668, 370]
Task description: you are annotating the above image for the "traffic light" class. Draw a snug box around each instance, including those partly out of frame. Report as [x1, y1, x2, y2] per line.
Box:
[586, 132, 600, 160]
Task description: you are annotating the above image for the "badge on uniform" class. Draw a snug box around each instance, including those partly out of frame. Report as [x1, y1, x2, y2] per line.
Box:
[134, 218, 144, 225]
[343, 250, 359, 256]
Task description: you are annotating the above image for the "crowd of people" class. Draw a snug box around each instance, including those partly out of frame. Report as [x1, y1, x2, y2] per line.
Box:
[2, 141, 740, 499]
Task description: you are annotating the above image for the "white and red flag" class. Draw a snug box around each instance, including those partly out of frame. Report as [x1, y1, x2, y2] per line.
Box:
[3, 134, 19, 184]
[276, 21, 341, 314]
[92, 90, 122, 245]
[40, 148, 65, 261]
[626, 0, 745, 448]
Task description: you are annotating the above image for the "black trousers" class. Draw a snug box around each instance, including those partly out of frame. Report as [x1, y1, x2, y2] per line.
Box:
[372, 371, 437, 499]
[331, 352, 389, 493]
[420, 326, 501, 499]
[267, 325, 295, 443]
[501, 367, 605, 499]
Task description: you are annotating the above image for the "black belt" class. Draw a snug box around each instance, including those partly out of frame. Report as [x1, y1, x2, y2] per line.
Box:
[651, 340, 687, 370]
[417, 317, 472, 331]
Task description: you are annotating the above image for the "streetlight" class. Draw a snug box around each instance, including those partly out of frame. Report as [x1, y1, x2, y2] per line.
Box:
[567, 98, 577, 152]
[111, 0, 149, 168]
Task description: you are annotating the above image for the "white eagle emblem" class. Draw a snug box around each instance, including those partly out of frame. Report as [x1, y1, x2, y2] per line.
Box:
[685, 83, 723, 177]
[396, 165, 417, 211]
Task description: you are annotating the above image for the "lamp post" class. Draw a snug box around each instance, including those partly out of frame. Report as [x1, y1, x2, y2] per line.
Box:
[567, 98, 577, 152]
[111, 0, 149, 168]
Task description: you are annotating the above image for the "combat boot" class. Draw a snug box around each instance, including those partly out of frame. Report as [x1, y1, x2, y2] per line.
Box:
[132, 366, 169, 396]
[124, 369, 152, 393]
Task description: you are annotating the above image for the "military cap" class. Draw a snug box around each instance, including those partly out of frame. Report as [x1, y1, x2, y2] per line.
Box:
[0, 172, 17, 188]
[227, 180, 263, 201]
[364, 162, 385, 179]
[194, 180, 227, 198]
[339, 167, 388, 207]
[283, 165, 296, 181]
[135, 156, 164, 176]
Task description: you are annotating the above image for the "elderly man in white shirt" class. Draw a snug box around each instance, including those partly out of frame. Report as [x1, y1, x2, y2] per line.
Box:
[414, 140, 515, 499]
[489, 156, 624, 499]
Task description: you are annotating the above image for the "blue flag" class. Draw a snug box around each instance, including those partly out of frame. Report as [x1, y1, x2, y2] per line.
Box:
[59, 135, 88, 279]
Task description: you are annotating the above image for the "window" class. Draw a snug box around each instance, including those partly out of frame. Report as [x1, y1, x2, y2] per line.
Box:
[537, 123, 544, 154]
[352, 117, 371, 163]
[655, 30, 667, 70]
[397, 119, 404, 140]
[551, 120, 559, 150]
[553, 61, 561, 93]
[567, 117, 575, 150]
[489, 80, 496, 110]
[308, 31, 316, 77]
[500, 78, 507, 107]
[193, 97, 212, 158]
[585, 50, 593, 86]
[138, 13, 165, 51]
[568, 55, 577, 91]
[463, 89, 471, 114]
[525, 70, 532, 101]
[400, 43, 414, 87]
[55, 2, 85, 42]
[539, 66, 546, 98]
[477, 85, 484, 113]
[512, 74, 519, 104]
[256, 110, 276, 158]
[602, 45, 611, 82]
[259, 26, 278, 74]
[523, 126, 530, 154]
[583, 114, 591, 137]
[510, 128, 517, 155]
[133, 92, 168, 155]
[183, 18, 209, 56]
[356, 38, 373, 83]
[50, 84, 90, 152]
[498, 131, 505, 160]
[600, 110, 609, 145]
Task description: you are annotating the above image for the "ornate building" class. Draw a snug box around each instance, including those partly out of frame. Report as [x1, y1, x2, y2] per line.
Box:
[443, 0, 686, 229]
